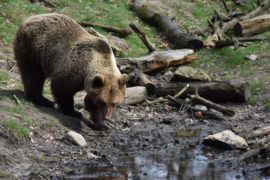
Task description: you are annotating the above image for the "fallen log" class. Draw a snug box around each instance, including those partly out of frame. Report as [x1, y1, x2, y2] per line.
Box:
[240, 0, 270, 21]
[129, 0, 203, 50]
[166, 95, 227, 120]
[154, 81, 251, 103]
[121, 86, 147, 105]
[133, 50, 199, 73]
[215, 36, 240, 50]
[117, 49, 199, 73]
[78, 21, 133, 37]
[235, 14, 270, 37]
[128, 67, 155, 96]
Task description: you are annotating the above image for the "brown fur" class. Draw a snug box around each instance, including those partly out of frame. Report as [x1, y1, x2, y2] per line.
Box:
[13, 13, 128, 131]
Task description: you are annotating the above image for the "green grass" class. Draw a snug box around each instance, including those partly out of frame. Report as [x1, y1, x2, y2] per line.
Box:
[0, 70, 10, 85]
[75, 103, 84, 109]
[265, 97, 270, 109]
[0, 171, 10, 179]
[5, 104, 23, 114]
[5, 118, 29, 138]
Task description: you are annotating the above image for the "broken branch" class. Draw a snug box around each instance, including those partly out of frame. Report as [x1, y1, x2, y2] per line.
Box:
[78, 21, 133, 37]
[129, 23, 156, 52]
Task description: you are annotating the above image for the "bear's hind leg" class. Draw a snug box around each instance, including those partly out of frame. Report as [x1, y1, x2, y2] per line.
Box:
[51, 80, 82, 118]
[21, 67, 54, 107]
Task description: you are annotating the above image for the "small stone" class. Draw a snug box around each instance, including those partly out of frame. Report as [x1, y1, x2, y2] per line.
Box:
[66, 131, 87, 147]
[203, 130, 248, 150]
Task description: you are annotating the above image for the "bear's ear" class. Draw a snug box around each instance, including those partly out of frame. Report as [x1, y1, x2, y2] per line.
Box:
[118, 74, 129, 88]
[92, 74, 105, 88]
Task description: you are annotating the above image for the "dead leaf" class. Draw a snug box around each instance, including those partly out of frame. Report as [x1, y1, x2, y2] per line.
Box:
[195, 111, 204, 118]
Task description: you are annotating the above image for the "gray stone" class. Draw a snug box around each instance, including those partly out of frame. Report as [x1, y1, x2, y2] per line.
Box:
[171, 66, 214, 82]
[203, 130, 248, 150]
[66, 131, 87, 147]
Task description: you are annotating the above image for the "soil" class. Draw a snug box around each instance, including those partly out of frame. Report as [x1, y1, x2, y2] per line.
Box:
[0, 62, 270, 179]
[1, 1, 270, 180]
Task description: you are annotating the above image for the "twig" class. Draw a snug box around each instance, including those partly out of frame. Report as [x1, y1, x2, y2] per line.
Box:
[188, 87, 235, 116]
[13, 94, 20, 104]
[147, 84, 190, 104]
[165, 95, 227, 120]
[79, 21, 133, 37]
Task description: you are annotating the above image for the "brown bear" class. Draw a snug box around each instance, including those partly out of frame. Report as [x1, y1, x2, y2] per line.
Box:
[13, 13, 128, 132]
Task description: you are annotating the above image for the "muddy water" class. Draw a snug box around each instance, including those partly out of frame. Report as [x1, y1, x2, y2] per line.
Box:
[65, 129, 268, 180]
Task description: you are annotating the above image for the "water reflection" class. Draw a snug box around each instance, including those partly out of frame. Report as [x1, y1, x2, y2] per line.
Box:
[115, 146, 245, 180]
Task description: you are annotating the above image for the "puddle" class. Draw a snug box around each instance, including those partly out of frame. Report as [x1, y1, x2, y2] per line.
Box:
[64, 129, 269, 180]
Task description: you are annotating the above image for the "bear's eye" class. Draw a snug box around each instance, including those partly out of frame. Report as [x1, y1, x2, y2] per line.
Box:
[112, 103, 116, 107]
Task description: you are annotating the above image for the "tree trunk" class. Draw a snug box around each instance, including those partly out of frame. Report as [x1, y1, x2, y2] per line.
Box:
[129, 0, 203, 50]
[154, 81, 251, 103]
[235, 14, 270, 37]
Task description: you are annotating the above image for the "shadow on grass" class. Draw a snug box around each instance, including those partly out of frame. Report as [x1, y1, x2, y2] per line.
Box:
[0, 89, 95, 133]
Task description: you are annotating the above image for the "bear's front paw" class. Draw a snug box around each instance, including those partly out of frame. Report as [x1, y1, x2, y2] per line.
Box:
[63, 109, 82, 118]
[95, 123, 111, 133]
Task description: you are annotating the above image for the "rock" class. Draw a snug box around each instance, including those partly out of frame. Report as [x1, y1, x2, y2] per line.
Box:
[106, 36, 130, 57]
[171, 66, 214, 82]
[245, 55, 258, 61]
[203, 130, 248, 150]
[66, 131, 87, 147]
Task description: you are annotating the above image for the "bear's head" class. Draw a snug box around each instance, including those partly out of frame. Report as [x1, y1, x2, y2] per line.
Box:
[84, 74, 129, 132]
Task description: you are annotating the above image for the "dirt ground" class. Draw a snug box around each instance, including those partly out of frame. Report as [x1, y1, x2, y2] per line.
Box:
[1, 1, 270, 179]
[0, 61, 270, 179]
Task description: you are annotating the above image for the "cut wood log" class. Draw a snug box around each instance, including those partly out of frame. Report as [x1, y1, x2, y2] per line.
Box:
[78, 21, 133, 37]
[235, 14, 270, 37]
[188, 88, 235, 116]
[129, 0, 203, 50]
[129, 23, 156, 53]
[165, 95, 227, 120]
[121, 86, 147, 105]
[154, 81, 251, 103]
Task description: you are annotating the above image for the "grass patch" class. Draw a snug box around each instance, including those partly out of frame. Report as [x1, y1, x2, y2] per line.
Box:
[0, 70, 10, 85]
[75, 103, 84, 109]
[0, 171, 10, 179]
[265, 97, 270, 109]
[5, 118, 29, 138]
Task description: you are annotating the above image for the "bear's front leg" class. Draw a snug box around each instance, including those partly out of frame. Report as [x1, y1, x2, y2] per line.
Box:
[51, 80, 82, 118]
